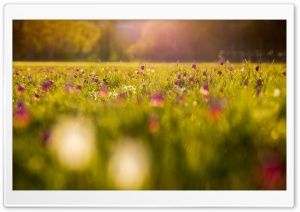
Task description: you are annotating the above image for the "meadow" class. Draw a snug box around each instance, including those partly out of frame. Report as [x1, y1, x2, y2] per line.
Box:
[13, 61, 286, 190]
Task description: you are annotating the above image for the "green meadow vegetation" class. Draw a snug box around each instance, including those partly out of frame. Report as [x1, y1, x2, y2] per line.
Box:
[13, 61, 286, 190]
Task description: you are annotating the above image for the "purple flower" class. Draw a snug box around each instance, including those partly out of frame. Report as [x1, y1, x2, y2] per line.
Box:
[140, 65, 145, 71]
[177, 74, 181, 80]
[191, 64, 196, 69]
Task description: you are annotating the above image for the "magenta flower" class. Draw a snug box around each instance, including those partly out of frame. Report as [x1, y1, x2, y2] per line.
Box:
[41, 80, 53, 92]
[150, 93, 164, 107]
[76, 85, 82, 92]
[140, 65, 145, 71]
[183, 71, 187, 77]
[84, 79, 88, 85]
[174, 81, 179, 87]
[13, 101, 31, 128]
[17, 85, 25, 95]
[189, 76, 194, 83]
[200, 84, 209, 95]
[191, 64, 196, 69]
[177, 74, 181, 80]
[33, 93, 40, 100]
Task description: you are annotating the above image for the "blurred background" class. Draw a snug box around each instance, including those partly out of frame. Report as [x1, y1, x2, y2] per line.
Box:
[13, 20, 286, 62]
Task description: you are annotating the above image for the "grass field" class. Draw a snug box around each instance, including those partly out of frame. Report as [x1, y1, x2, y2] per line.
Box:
[13, 61, 286, 190]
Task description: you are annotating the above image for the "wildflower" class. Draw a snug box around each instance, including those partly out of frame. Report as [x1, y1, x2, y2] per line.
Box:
[174, 81, 179, 87]
[64, 82, 73, 93]
[41, 80, 53, 92]
[203, 72, 207, 78]
[208, 98, 227, 121]
[33, 93, 39, 100]
[140, 65, 145, 71]
[217, 70, 222, 75]
[17, 85, 25, 95]
[117, 92, 126, 103]
[178, 95, 184, 104]
[84, 79, 88, 85]
[99, 87, 108, 98]
[28, 75, 32, 81]
[243, 79, 249, 87]
[220, 61, 224, 66]
[183, 71, 187, 77]
[41, 129, 51, 146]
[273, 89, 280, 97]
[200, 84, 209, 95]
[177, 74, 181, 80]
[191, 64, 196, 69]
[255, 66, 259, 72]
[150, 93, 164, 107]
[149, 114, 160, 133]
[13, 100, 32, 128]
[189, 76, 194, 83]
[74, 75, 77, 79]
[76, 85, 82, 92]
[281, 72, 286, 77]
[257, 79, 263, 86]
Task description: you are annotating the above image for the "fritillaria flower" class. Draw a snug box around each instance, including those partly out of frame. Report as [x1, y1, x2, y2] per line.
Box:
[148, 114, 160, 133]
[17, 85, 25, 95]
[13, 100, 32, 128]
[191, 64, 196, 69]
[150, 93, 164, 107]
[75, 85, 82, 92]
[33, 93, 39, 100]
[99, 87, 108, 98]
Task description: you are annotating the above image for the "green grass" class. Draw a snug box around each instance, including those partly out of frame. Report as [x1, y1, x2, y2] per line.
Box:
[13, 62, 286, 190]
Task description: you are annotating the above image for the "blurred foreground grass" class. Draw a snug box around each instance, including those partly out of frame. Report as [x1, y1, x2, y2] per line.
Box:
[13, 62, 286, 190]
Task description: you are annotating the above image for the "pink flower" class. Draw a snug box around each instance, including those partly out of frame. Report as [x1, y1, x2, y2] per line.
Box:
[64, 83, 73, 93]
[150, 93, 164, 107]
[99, 87, 108, 98]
